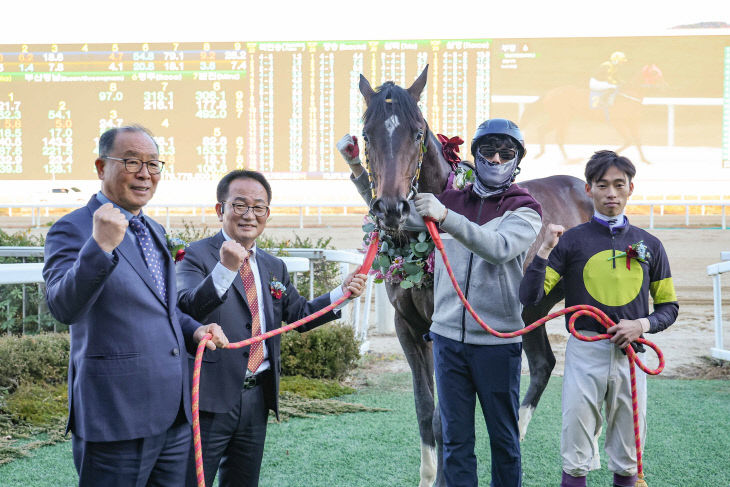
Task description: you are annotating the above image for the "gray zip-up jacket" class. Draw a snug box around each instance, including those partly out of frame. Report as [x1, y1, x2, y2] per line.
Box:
[352, 171, 542, 345]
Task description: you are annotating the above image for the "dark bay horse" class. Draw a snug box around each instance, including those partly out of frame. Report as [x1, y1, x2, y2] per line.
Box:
[519, 64, 666, 164]
[358, 66, 593, 486]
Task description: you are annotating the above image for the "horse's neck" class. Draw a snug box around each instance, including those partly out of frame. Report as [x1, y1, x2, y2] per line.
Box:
[418, 131, 452, 195]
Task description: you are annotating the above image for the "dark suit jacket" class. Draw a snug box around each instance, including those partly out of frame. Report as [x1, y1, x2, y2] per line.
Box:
[43, 196, 201, 442]
[176, 231, 339, 418]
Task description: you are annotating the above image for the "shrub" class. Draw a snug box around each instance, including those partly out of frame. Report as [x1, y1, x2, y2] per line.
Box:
[3, 382, 67, 425]
[0, 228, 64, 334]
[169, 219, 218, 243]
[0, 333, 69, 392]
[258, 234, 341, 298]
[280, 375, 355, 399]
[280, 322, 360, 380]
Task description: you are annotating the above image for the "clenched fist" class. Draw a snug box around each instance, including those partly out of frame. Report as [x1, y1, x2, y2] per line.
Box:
[537, 223, 565, 259]
[93, 203, 128, 253]
[220, 240, 249, 271]
[336, 134, 361, 165]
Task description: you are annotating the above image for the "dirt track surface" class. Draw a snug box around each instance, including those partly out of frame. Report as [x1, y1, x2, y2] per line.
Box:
[353, 227, 730, 380]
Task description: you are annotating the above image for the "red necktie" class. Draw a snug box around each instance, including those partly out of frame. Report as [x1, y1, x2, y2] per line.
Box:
[239, 253, 264, 373]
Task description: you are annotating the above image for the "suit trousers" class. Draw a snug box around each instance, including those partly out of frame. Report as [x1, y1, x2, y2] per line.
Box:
[432, 332, 522, 487]
[72, 418, 191, 487]
[186, 371, 271, 487]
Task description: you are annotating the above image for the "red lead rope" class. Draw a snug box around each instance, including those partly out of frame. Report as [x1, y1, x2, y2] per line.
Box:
[191, 234, 380, 487]
[192, 222, 662, 487]
[425, 219, 661, 487]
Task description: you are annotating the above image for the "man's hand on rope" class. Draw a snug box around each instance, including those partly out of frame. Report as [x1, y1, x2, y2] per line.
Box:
[342, 272, 367, 298]
[608, 318, 649, 349]
[414, 193, 447, 223]
[193, 323, 229, 351]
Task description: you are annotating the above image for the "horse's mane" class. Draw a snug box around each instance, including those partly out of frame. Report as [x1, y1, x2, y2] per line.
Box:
[362, 81, 424, 133]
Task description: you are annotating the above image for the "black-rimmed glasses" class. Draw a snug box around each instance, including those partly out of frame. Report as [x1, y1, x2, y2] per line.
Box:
[222, 202, 270, 217]
[103, 156, 166, 175]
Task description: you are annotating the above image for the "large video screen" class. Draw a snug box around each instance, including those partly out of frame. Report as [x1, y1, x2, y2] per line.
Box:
[0, 35, 727, 186]
[0, 40, 490, 181]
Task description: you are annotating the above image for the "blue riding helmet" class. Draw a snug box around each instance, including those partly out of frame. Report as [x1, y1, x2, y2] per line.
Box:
[470, 118, 527, 160]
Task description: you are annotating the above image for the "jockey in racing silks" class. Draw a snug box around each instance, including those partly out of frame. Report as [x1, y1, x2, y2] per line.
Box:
[339, 119, 543, 487]
[589, 51, 628, 110]
[519, 150, 678, 487]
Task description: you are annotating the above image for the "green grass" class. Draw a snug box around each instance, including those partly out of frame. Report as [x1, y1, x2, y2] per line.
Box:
[1, 374, 728, 487]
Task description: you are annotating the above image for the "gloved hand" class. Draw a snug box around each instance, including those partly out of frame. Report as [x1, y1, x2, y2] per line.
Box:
[414, 193, 447, 223]
[336, 134, 362, 166]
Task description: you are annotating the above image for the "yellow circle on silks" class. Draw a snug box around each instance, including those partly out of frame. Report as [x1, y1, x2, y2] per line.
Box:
[583, 250, 644, 307]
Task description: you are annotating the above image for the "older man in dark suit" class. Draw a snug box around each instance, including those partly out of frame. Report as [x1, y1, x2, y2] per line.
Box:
[43, 125, 228, 486]
[177, 169, 366, 487]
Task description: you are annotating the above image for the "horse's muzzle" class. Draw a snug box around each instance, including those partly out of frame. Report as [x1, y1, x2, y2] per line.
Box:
[371, 197, 410, 230]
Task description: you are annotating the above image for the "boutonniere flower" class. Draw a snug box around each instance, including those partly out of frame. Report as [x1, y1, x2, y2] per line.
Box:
[269, 275, 286, 299]
[165, 235, 188, 263]
[608, 240, 650, 270]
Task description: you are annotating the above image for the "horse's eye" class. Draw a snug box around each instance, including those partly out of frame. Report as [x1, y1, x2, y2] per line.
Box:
[415, 130, 424, 142]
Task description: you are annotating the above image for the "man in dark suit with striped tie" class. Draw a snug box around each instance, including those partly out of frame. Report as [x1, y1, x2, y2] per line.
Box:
[43, 125, 229, 486]
[177, 169, 367, 487]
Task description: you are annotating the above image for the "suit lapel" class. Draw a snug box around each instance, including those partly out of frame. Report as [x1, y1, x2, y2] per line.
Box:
[116, 233, 167, 306]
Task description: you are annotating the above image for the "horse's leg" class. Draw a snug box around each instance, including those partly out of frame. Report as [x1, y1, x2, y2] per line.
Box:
[518, 283, 564, 441]
[393, 312, 440, 487]
[556, 125, 570, 161]
[432, 404, 445, 487]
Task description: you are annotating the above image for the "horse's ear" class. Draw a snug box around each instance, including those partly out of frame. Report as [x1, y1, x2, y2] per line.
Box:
[407, 65, 428, 100]
[359, 74, 375, 104]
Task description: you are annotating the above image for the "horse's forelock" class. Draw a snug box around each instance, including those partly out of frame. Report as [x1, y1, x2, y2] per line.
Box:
[362, 81, 424, 134]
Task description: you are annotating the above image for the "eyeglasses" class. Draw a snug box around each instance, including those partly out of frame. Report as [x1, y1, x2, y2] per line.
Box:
[222, 202, 270, 217]
[478, 146, 517, 161]
[103, 156, 165, 175]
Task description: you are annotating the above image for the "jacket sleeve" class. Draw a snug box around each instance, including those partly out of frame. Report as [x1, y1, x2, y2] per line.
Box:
[646, 240, 679, 333]
[440, 206, 542, 265]
[350, 171, 373, 206]
[176, 245, 227, 322]
[42, 218, 118, 324]
[519, 241, 567, 306]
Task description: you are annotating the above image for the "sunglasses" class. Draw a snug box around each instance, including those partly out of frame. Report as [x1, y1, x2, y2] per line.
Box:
[478, 146, 517, 161]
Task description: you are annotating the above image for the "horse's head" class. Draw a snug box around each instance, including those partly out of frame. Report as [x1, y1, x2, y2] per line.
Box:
[360, 66, 429, 231]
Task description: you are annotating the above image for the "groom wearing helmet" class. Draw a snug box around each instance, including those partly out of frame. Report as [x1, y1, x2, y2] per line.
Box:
[413, 118, 542, 486]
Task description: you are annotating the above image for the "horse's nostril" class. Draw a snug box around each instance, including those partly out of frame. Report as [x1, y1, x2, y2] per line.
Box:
[398, 200, 409, 217]
[372, 198, 386, 216]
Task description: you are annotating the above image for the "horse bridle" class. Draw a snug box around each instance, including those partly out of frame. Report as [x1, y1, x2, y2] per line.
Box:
[361, 108, 428, 205]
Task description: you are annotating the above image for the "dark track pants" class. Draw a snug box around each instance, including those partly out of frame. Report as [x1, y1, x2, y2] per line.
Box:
[432, 332, 522, 487]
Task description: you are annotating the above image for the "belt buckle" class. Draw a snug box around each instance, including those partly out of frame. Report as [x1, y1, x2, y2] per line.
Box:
[243, 374, 257, 390]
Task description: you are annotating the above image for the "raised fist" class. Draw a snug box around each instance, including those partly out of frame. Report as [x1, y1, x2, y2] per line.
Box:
[92, 203, 128, 253]
[220, 240, 249, 271]
[336, 134, 361, 165]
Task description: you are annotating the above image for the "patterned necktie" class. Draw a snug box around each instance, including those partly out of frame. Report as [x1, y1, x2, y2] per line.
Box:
[239, 251, 264, 374]
[128, 216, 167, 300]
